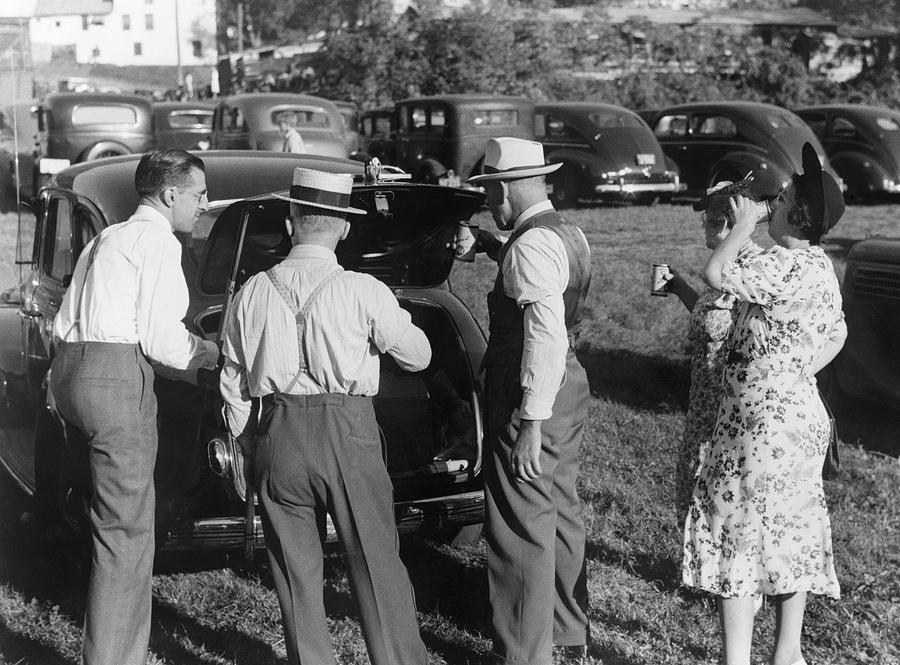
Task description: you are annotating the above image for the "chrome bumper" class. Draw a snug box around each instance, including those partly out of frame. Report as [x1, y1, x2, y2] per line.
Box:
[160, 490, 485, 552]
[593, 180, 685, 194]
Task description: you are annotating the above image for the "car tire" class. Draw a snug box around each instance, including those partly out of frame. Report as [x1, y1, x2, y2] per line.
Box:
[550, 167, 579, 209]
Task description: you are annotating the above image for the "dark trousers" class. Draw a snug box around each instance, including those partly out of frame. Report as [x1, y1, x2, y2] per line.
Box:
[50, 342, 157, 665]
[254, 393, 427, 665]
[484, 353, 590, 665]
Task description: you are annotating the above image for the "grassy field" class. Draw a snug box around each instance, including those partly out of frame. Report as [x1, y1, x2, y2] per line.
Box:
[0, 203, 898, 665]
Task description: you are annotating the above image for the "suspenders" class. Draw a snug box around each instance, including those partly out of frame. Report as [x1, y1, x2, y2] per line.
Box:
[265, 267, 343, 394]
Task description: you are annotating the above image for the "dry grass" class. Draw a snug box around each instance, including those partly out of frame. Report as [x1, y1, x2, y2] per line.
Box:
[0, 203, 899, 665]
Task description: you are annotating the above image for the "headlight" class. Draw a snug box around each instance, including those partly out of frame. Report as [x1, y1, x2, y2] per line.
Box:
[207, 437, 233, 478]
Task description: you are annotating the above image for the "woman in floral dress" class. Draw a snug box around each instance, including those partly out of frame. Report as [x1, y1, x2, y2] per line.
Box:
[682, 144, 848, 665]
[663, 180, 762, 526]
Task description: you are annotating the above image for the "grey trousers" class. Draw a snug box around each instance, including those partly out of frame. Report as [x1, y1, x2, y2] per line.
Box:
[484, 353, 591, 665]
[51, 341, 157, 665]
[254, 392, 427, 665]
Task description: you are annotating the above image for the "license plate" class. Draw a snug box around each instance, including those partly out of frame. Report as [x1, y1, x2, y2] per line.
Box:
[636, 153, 656, 166]
[439, 173, 461, 187]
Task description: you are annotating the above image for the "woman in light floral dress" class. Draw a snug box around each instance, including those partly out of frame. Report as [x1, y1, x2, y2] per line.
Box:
[682, 144, 848, 665]
[663, 179, 762, 526]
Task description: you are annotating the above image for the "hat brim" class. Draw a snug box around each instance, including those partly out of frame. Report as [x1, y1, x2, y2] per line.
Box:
[466, 162, 562, 183]
[272, 192, 367, 216]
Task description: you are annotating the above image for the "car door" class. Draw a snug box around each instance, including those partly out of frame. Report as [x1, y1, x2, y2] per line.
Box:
[21, 190, 101, 404]
[652, 112, 701, 190]
[685, 113, 743, 186]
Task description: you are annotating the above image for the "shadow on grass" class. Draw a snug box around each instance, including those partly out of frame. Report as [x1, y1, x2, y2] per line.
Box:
[576, 346, 690, 412]
[0, 623, 72, 665]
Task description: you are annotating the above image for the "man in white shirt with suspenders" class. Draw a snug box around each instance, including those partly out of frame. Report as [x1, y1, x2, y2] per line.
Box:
[219, 168, 431, 665]
[50, 147, 221, 665]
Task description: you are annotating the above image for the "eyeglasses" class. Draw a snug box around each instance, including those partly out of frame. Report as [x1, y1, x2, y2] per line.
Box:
[175, 187, 208, 206]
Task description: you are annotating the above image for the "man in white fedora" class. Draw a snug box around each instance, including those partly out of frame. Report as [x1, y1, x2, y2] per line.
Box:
[219, 167, 431, 665]
[467, 137, 592, 665]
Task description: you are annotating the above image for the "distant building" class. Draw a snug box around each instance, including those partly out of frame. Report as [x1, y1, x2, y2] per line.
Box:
[1, 0, 217, 67]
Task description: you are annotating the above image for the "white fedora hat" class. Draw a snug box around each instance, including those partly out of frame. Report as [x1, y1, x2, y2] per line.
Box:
[272, 167, 366, 215]
[466, 137, 562, 184]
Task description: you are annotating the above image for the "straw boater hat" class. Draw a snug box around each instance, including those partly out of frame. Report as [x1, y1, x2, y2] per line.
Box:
[273, 167, 366, 216]
[466, 137, 562, 183]
[794, 142, 844, 234]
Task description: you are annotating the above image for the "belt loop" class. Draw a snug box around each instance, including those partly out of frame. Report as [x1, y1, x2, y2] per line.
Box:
[80, 344, 86, 360]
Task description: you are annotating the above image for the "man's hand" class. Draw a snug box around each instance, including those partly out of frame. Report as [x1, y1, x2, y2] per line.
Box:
[510, 419, 543, 483]
[475, 229, 503, 262]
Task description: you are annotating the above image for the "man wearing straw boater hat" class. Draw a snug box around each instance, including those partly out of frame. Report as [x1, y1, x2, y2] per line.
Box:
[219, 168, 431, 665]
[467, 138, 592, 665]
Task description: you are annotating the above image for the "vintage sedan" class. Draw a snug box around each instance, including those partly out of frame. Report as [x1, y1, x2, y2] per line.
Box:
[378, 95, 535, 185]
[795, 105, 900, 201]
[359, 106, 397, 164]
[0, 151, 486, 558]
[152, 101, 214, 150]
[645, 101, 839, 200]
[820, 238, 900, 415]
[0, 100, 39, 206]
[535, 102, 683, 208]
[210, 93, 348, 158]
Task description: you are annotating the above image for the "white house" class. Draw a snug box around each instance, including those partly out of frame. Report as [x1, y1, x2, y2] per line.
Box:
[2, 0, 217, 67]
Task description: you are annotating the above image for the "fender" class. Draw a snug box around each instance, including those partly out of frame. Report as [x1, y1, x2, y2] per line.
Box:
[543, 147, 596, 177]
[80, 141, 131, 162]
[829, 150, 889, 196]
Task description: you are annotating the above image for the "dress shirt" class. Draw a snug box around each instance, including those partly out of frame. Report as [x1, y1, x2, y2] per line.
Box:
[282, 128, 306, 153]
[503, 200, 581, 421]
[52, 204, 219, 370]
[220, 243, 432, 437]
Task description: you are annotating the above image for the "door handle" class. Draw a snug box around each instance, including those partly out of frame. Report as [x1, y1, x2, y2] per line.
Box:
[18, 309, 43, 320]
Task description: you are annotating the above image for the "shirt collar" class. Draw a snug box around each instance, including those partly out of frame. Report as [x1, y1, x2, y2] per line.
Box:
[134, 204, 174, 231]
[512, 200, 555, 231]
[285, 243, 339, 262]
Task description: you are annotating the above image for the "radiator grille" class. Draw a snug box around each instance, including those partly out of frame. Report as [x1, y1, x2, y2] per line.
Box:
[852, 262, 900, 300]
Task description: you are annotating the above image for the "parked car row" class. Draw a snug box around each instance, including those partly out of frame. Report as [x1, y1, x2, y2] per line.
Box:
[5, 91, 900, 212]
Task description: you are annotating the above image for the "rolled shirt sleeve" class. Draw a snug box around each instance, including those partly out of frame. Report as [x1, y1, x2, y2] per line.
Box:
[136, 230, 218, 370]
[220, 285, 254, 439]
[503, 228, 569, 421]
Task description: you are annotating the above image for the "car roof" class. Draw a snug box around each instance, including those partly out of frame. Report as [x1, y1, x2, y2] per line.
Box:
[398, 94, 533, 106]
[796, 104, 900, 116]
[42, 92, 153, 111]
[217, 92, 338, 107]
[654, 101, 791, 116]
[53, 151, 363, 224]
[153, 101, 215, 112]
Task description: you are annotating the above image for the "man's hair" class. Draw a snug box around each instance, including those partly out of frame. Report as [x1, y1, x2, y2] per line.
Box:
[505, 174, 546, 197]
[290, 205, 347, 234]
[134, 147, 205, 197]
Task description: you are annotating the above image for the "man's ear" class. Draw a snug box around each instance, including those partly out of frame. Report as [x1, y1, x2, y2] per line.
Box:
[160, 186, 175, 209]
[340, 219, 350, 241]
[284, 217, 294, 238]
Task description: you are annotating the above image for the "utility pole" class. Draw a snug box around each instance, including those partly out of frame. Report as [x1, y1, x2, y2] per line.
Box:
[175, 0, 183, 86]
[236, 2, 244, 54]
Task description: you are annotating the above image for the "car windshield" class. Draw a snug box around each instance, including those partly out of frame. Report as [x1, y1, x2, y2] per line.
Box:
[169, 110, 213, 128]
[472, 110, 519, 127]
[72, 104, 138, 125]
[270, 107, 331, 129]
[589, 110, 643, 128]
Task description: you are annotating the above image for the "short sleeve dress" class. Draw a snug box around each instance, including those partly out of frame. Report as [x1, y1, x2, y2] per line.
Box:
[682, 245, 845, 599]
[675, 242, 762, 525]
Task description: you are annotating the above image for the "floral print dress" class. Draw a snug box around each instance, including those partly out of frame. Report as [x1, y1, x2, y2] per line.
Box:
[675, 243, 762, 525]
[682, 245, 845, 599]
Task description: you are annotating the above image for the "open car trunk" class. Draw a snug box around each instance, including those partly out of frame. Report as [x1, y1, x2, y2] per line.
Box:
[191, 183, 486, 507]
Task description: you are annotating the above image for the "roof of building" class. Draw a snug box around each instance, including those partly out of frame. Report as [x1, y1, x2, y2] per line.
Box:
[0, 0, 112, 19]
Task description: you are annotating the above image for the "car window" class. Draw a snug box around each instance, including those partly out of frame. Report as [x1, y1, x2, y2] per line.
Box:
[72, 204, 99, 259]
[270, 106, 331, 129]
[694, 115, 737, 137]
[430, 107, 446, 133]
[653, 114, 688, 138]
[168, 110, 213, 129]
[472, 109, 519, 127]
[189, 203, 230, 266]
[410, 106, 427, 132]
[223, 105, 246, 133]
[875, 115, 900, 131]
[72, 104, 138, 126]
[339, 108, 359, 132]
[373, 114, 392, 135]
[832, 116, 856, 138]
[545, 115, 581, 141]
[799, 112, 827, 138]
[589, 110, 643, 128]
[43, 196, 73, 283]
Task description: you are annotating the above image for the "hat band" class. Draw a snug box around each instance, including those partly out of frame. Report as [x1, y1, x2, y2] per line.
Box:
[289, 184, 350, 210]
[483, 163, 549, 175]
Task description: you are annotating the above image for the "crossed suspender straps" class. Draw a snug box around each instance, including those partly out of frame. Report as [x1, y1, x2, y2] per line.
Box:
[264, 267, 343, 394]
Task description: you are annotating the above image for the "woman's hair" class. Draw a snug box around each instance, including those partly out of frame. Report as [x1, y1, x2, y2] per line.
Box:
[135, 147, 205, 197]
[788, 175, 821, 245]
[702, 178, 755, 228]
